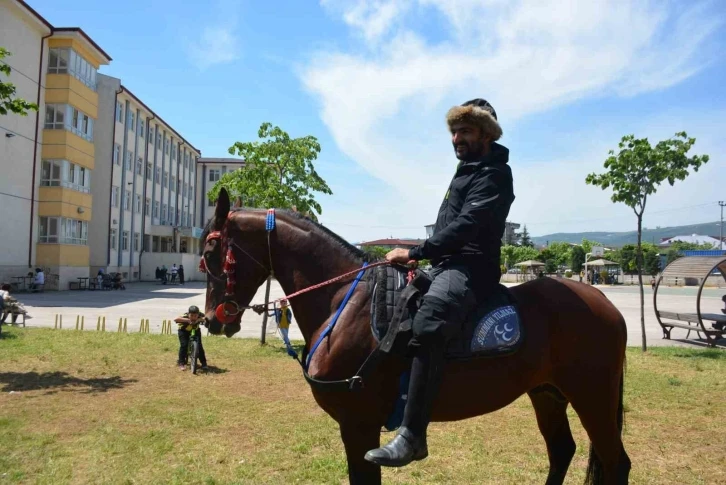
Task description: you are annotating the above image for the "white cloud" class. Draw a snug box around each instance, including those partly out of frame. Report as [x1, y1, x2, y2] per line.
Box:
[186, 1, 241, 69]
[321, 0, 413, 45]
[188, 27, 239, 69]
[302, 0, 723, 240]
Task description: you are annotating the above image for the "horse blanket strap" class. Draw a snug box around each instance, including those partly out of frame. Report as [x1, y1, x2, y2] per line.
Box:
[301, 277, 423, 392]
[305, 262, 369, 371]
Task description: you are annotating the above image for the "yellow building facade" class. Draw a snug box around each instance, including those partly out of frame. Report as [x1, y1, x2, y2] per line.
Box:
[0, 0, 110, 289]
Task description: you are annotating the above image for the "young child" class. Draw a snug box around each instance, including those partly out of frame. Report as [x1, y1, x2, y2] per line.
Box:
[174, 305, 208, 371]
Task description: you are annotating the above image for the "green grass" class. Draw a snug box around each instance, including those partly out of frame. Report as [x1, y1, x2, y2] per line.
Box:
[0, 327, 724, 484]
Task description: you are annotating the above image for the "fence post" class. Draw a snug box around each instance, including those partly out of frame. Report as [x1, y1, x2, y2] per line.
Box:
[75, 315, 80, 331]
[118, 317, 122, 333]
[260, 276, 272, 345]
[97, 316, 101, 331]
[54, 314, 58, 329]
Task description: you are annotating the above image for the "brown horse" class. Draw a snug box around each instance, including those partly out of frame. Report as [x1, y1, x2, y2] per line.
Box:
[201, 189, 630, 485]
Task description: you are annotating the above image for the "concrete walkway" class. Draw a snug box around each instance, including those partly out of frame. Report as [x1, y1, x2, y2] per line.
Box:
[9, 280, 726, 348]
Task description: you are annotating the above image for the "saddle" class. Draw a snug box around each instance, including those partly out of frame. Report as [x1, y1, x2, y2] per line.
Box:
[368, 265, 523, 360]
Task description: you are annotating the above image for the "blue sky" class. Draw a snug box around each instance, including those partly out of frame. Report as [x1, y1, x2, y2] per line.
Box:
[31, 0, 726, 242]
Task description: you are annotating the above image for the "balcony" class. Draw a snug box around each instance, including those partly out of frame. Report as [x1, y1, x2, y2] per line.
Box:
[45, 74, 99, 118]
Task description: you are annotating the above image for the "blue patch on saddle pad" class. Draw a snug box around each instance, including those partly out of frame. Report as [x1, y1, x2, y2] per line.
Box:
[470, 305, 521, 353]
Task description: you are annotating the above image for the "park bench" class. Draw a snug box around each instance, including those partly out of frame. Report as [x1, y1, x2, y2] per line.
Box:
[654, 255, 726, 347]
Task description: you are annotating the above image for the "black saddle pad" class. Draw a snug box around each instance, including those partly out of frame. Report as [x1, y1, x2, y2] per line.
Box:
[369, 266, 523, 360]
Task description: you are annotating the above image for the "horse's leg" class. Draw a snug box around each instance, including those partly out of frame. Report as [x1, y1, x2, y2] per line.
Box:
[567, 372, 630, 485]
[528, 387, 576, 485]
[340, 421, 382, 485]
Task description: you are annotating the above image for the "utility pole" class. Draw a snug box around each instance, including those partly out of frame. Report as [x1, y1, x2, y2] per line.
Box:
[719, 201, 725, 251]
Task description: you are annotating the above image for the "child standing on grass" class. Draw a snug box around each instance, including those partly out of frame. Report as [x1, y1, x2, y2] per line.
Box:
[174, 305, 208, 371]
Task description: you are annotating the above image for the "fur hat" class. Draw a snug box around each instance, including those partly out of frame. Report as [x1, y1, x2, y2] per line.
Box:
[446, 98, 502, 141]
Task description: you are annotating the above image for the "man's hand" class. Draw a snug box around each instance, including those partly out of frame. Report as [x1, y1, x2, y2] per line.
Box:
[386, 248, 413, 265]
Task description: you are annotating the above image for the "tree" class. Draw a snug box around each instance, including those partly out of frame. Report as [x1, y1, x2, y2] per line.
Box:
[519, 225, 533, 247]
[586, 132, 709, 351]
[1, 48, 38, 116]
[361, 245, 388, 260]
[571, 246, 586, 273]
[547, 241, 573, 268]
[208, 122, 332, 221]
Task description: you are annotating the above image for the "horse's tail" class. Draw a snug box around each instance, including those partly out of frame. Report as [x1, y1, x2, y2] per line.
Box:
[584, 356, 627, 485]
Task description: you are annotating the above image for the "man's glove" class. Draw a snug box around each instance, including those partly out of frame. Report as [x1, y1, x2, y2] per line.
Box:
[251, 304, 266, 315]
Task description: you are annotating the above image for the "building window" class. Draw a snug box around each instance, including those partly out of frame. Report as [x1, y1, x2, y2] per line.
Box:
[146, 163, 152, 180]
[134, 232, 140, 252]
[172, 145, 176, 160]
[165, 138, 169, 154]
[44, 104, 93, 141]
[209, 169, 221, 182]
[116, 102, 124, 123]
[125, 150, 133, 171]
[134, 194, 142, 214]
[136, 157, 143, 175]
[123, 190, 131, 211]
[48, 48, 97, 90]
[111, 186, 119, 207]
[139, 119, 145, 137]
[39, 217, 88, 245]
[40, 159, 90, 193]
[122, 231, 129, 251]
[163, 171, 169, 188]
[110, 228, 117, 250]
[155, 166, 161, 184]
[161, 204, 168, 224]
[153, 200, 159, 219]
[177, 178, 181, 193]
[145, 197, 150, 215]
[161, 237, 170, 252]
[152, 236, 160, 252]
[129, 112, 135, 131]
[208, 198, 215, 207]
[113, 143, 121, 165]
[44, 103, 65, 129]
[171, 176, 176, 192]
[182, 183, 187, 198]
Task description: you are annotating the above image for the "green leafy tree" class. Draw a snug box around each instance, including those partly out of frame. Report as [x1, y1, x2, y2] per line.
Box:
[519, 225, 533, 247]
[544, 259, 558, 274]
[500, 244, 516, 268]
[208, 122, 332, 221]
[361, 245, 388, 260]
[547, 241, 573, 268]
[571, 246, 586, 273]
[1, 48, 38, 116]
[586, 132, 709, 351]
[512, 245, 540, 264]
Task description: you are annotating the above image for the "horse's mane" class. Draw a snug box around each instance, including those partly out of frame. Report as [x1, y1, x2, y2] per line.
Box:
[199, 208, 374, 263]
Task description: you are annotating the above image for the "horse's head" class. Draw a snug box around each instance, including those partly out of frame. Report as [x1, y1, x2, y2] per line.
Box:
[200, 188, 271, 338]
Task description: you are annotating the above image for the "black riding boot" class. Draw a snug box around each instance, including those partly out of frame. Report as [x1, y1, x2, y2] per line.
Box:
[365, 342, 445, 467]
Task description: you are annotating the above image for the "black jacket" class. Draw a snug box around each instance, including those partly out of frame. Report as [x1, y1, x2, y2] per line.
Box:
[409, 142, 514, 275]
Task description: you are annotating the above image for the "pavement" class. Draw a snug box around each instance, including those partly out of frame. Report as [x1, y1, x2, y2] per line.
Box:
[8, 280, 726, 348]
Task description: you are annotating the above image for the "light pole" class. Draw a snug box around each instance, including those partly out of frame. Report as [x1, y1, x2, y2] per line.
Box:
[719, 201, 725, 251]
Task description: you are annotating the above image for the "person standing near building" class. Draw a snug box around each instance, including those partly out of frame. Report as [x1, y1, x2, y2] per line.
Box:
[178, 265, 185, 286]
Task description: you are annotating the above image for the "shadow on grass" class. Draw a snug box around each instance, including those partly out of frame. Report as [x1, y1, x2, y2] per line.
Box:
[0, 371, 137, 394]
[0, 330, 18, 340]
[651, 346, 725, 360]
[197, 365, 228, 375]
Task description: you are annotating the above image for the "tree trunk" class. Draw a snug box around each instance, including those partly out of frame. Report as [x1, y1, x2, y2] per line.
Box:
[637, 214, 647, 352]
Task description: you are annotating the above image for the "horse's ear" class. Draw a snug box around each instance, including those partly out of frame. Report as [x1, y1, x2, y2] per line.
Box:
[216, 188, 230, 221]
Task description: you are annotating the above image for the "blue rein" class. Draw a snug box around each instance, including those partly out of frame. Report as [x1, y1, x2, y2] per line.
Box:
[305, 262, 369, 371]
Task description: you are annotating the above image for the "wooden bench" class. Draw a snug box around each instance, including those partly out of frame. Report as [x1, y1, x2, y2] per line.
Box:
[657, 310, 726, 343]
[1, 310, 26, 327]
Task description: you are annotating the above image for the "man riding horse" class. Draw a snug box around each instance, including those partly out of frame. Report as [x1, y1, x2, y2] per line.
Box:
[365, 98, 515, 467]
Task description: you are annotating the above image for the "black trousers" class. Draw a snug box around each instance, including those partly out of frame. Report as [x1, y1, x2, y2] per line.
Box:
[178, 328, 207, 366]
[409, 263, 480, 351]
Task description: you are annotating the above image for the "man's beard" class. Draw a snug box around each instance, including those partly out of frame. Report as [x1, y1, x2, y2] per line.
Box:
[453, 140, 485, 161]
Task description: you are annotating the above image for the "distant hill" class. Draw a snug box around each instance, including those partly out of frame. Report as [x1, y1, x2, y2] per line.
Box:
[531, 221, 722, 248]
